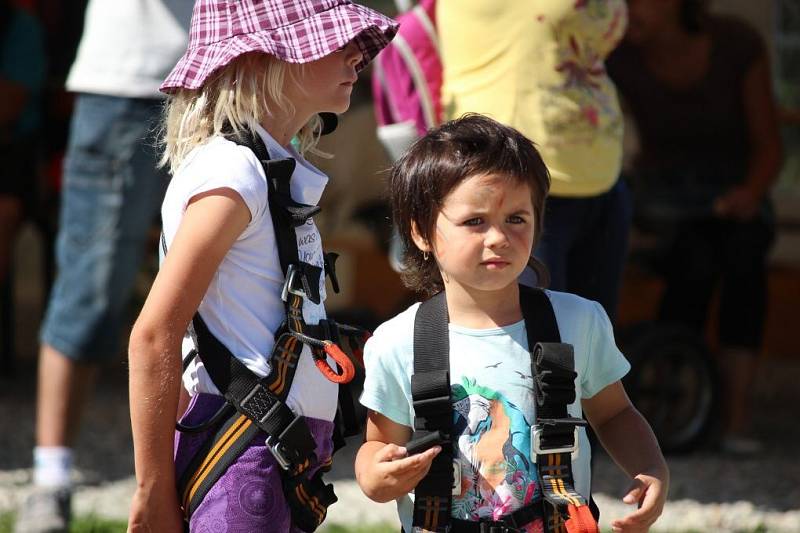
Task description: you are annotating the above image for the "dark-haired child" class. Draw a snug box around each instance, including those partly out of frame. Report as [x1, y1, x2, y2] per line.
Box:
[355, 114, 668, 533]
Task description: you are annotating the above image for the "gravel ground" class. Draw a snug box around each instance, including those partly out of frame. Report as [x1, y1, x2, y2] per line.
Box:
[1, 357, 799, 532]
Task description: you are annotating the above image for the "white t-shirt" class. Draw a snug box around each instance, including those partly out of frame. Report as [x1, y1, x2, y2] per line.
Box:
[66, 0, 191, 98]
[161, 124, 337, 422]
[360, 290, 630, 532]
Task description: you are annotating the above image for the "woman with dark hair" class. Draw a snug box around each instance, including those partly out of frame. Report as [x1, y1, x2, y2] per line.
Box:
[607, 0, 783, 454]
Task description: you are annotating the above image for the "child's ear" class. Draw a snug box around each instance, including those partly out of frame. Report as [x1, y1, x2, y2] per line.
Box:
[410, 221, 431, 253]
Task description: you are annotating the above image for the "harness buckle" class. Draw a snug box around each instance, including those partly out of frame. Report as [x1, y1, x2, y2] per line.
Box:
[531, 425, 580, 461]
[281, 264, 306, 302]
[265, 435, 293, 471]
[320, 319, 341, 346]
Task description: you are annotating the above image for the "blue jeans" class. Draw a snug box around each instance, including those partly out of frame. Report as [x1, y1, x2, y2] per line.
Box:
[527, 180, 632, 322]
[40, 93, 167, 362]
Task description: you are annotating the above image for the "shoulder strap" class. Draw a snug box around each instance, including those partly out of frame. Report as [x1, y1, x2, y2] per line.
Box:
[230, 130, 325, 305]
[524, 287, 599, 533]
[520, 285, 561, 344]
[410, 291, 453, 532]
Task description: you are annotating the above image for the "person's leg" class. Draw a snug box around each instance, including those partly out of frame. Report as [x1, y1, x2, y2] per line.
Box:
[657, 219, 720, 331]
[566, 180, 632, 322]
[0, 140, 38, 286]
[528, 195, 582, 291]
[17, 94, 166, 532]
[35, 345, 98, 449]
[0, 195, 24, 284]
[717, 216, 773, 449]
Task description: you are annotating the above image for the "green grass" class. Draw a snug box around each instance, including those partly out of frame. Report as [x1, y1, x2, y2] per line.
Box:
[0, 513, 12, 533]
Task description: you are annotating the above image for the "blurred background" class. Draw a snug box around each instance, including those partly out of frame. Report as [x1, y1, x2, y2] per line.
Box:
[0, 0, 798, 532]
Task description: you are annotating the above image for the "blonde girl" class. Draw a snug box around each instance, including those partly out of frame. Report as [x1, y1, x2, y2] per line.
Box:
[127, 1, 395, 532]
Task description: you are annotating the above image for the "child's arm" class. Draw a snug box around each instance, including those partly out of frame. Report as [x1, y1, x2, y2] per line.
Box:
[355, 410, 441, 503]
[583, 381, 670, 533]
[127, 189, 250, 533]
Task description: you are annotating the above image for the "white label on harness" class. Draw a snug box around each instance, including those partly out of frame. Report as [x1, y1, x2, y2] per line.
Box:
[452, 461, 461, 496]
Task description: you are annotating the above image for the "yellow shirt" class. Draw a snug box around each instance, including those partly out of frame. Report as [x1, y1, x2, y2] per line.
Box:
[438, 0, 627, 197]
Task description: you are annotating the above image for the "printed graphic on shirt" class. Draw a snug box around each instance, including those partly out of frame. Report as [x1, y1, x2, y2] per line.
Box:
[539, 0, 626, 147]
[296, 220, 326, 313]
[451, 377, 543, 532]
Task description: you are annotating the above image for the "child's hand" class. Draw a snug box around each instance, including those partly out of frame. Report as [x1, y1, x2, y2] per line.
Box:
[363, 442, 441, 502]
[127, 485, 183, 533]
[610, 473, 667, 533]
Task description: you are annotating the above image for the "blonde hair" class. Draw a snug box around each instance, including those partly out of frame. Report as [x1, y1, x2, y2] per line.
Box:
[160, 52, 323, 174]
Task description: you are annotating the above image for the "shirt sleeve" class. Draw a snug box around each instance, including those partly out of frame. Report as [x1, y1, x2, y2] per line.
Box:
[580, 301, 631, 399]
[360, 323, 415, 428]
[180, 139, 269, 230]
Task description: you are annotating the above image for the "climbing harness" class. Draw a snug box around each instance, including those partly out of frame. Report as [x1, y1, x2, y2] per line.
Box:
[170, 118, 368, 532]
[408, 285, 599, 533]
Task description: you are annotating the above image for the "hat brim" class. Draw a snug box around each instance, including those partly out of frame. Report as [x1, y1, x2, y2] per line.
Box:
[160, 3, 398, 93]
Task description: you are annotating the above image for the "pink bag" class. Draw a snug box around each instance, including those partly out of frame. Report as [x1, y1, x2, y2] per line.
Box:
[371, 0, 442, 160]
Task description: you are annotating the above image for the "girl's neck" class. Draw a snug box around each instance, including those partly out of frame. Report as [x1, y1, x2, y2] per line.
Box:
[443, 282, 522, 330]
[260, 106, 313, 149]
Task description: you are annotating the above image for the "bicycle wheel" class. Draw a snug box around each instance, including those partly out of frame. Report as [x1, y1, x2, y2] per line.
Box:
[619, 322, 719, 453]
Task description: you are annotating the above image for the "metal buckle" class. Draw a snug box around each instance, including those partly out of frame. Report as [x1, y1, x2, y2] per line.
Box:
[265, 435, 292, 471]
[531, 425, 580, 462]
[280, 264, 306, 302]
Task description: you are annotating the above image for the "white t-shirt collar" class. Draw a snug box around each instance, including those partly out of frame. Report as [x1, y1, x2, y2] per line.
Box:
[254, 123, 329, 206]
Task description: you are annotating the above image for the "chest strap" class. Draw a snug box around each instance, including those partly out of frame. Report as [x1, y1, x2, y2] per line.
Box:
[450, 501, 543, 532]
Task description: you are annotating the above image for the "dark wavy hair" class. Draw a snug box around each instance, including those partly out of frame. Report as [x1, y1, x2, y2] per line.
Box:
[389, 114, 551, 296]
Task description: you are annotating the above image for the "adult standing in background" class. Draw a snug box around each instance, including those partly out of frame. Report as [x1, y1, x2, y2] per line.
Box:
[15, 2, 191, 532]
[607, 0, 782, 453]
[437, 0, 630, 321]
[0, 0, 46, 300]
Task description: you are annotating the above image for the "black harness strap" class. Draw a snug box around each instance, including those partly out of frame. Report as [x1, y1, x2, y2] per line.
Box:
[176, 410, 261, 518]
[410, 291, 453, 532]
[524, 290, 597, 533]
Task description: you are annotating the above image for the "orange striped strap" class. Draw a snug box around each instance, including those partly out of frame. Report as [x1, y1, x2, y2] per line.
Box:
[564, 504, 599, 533]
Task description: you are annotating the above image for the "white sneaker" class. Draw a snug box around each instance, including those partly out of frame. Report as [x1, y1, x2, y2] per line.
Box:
[14, 487, 71, 533]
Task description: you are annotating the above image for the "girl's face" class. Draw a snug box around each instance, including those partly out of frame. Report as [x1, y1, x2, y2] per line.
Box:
[286, 41, 363, 115]
[414, 174, 536, 295]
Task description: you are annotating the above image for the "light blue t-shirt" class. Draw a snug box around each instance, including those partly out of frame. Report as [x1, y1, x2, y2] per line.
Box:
[360, 290, 630, 532]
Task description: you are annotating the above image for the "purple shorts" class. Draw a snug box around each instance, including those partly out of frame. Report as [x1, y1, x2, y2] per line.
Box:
[174, 393, 334, 532]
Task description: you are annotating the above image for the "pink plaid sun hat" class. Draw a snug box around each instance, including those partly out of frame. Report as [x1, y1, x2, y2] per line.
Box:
[161, 0, 398, 93]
